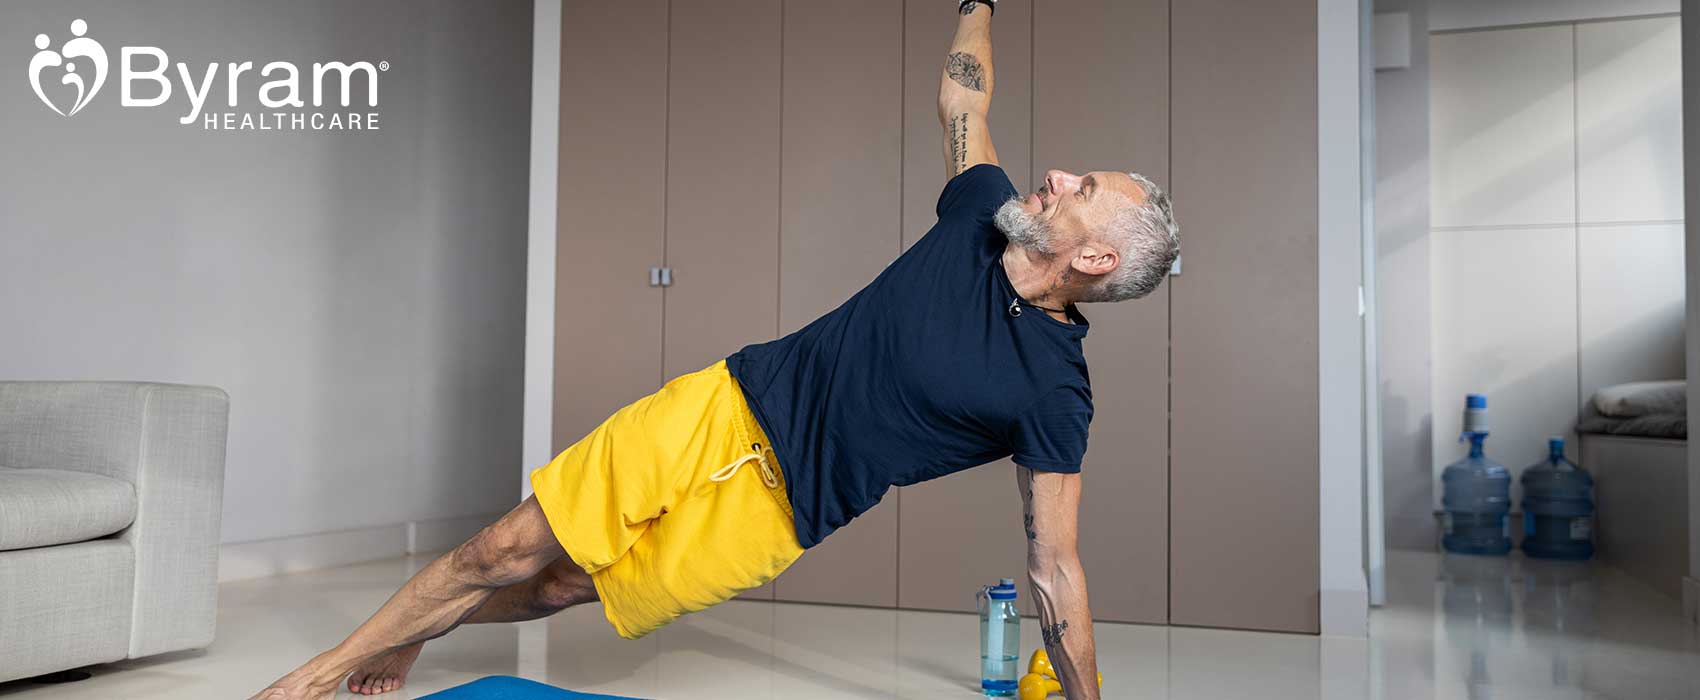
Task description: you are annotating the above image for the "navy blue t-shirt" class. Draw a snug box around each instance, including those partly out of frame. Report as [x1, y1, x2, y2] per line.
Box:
[726, 164, 1093, 549]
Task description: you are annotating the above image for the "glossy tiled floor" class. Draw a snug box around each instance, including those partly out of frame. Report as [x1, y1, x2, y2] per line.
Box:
[2, 550, 1698, 699]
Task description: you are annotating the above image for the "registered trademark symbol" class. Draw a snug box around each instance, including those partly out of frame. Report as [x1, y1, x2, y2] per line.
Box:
[379, 61, 390, 71]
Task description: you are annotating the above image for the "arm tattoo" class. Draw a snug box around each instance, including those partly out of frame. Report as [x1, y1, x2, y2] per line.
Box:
[1042, 620, 1070, 646]
[1018, 468, 1037, 539]
[945, 52, 987, 93]
[948, 112, 969, 175]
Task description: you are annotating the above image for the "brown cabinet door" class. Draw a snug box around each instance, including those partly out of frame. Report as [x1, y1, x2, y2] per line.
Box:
[1170, 0, 1320, 634]
[896, 0, 1038, 616]
[1031, 0, 1171, 626]
[554, 0, 668, 454]
[662, 0, 783, 382]
[768, 0, 906, 607]
[663, 0, 784, 600]
[899, 466, 1032, 614]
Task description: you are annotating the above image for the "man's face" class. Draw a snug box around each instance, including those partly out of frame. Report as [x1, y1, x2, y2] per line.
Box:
[997, 169, 1144, 256]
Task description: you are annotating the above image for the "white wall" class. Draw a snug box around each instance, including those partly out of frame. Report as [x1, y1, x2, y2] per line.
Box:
[1432, 0, 1677, 32]
[1375, 0, 1436, 551]
[524, 0, 561, 501]
[0, 1, 531, 566]
[1429, 17, 1686, 506]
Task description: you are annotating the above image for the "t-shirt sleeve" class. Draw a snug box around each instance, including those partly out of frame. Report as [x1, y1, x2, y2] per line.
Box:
[1007, 384, 1093, 473]
[936, 164, 1019, 221]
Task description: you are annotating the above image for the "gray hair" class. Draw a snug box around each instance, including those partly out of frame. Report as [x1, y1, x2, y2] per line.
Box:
[1081, 172, 1179, 303]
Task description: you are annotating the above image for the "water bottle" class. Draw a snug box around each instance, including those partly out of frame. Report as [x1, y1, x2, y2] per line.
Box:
[1442, 394, 1512, 556]
[1521, 436, 1595, 560]
[977, 578, 1020, 697]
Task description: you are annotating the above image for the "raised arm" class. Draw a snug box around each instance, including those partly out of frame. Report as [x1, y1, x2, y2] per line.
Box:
[1017, 466, 1101, 700]
[939, 1, 999, 178]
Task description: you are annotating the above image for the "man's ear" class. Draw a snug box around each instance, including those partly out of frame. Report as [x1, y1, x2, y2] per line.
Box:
[1071, 246, 1119, 277]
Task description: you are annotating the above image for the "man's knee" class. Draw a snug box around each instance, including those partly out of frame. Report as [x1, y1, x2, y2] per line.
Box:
[453, 526, 548, 587]
[451, 497, 565, 587]
[534, 563, 597, 610]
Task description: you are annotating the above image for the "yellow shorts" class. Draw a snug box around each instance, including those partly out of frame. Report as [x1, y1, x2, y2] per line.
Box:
[528, 360, 804, 639]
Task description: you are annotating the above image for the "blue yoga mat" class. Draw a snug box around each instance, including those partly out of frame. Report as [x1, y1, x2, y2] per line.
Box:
[420, 676, 646, 700]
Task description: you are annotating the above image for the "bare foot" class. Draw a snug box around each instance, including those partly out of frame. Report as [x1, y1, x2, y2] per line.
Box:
[346, 643, 425, 695]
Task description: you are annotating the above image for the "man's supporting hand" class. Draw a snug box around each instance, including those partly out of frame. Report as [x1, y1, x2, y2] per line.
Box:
[1018, 467, 1102, 700]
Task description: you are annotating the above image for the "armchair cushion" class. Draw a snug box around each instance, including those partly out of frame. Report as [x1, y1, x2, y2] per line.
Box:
[0, 467, 137, 551]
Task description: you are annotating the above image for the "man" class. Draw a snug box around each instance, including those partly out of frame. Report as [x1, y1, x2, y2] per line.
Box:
[252, 1, 1176, 698]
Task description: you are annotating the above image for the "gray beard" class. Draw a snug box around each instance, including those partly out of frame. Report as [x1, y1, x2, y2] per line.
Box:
[994, 196, 1058, 255]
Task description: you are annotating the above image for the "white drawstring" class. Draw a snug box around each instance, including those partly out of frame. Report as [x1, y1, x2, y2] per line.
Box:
[709, 441, 780, 489]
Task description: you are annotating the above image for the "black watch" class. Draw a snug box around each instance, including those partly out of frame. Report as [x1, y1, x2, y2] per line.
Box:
[959, 0, 996, 16]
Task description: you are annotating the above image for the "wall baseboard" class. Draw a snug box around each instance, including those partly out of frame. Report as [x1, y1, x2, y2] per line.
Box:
[218, 512, 504, 583]
[1321, 587, 1371, 637]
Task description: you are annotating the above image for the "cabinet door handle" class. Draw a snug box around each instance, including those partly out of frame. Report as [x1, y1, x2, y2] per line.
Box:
[660, 267, 674, 287]
[649, 266, 662, 287]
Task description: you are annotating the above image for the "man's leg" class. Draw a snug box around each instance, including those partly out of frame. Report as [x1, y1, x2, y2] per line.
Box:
[346, 556, 598, 695]
[250, 496, 567, 700]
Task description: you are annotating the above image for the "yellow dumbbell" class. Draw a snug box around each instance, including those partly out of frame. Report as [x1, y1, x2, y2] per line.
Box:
[1029, 648, 1056, 678]
[1018, 672, 1061, 700]
[1025, 649, 1103, 693]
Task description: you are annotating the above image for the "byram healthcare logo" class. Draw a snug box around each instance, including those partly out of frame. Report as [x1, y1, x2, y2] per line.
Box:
[29, 19, 104, 116]
[28, 18, 387, 131]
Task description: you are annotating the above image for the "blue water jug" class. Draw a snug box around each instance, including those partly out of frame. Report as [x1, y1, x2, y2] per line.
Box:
[977, 578, 1020, 697]
[1442, 394, 1512, 556]
[1520, 436, 1595, 560]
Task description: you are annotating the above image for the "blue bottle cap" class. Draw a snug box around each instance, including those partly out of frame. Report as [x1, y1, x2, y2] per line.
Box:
[1466, 394, 1487, 409]
[989, 579, 1017, 600]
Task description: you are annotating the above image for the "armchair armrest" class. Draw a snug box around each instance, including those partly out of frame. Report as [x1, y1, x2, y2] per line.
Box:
[0, 382, 230, 656]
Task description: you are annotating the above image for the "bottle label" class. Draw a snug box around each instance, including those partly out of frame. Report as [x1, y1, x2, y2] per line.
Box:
[1463, 407, 1489, 433]
[1570, 518, 1591, 541]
